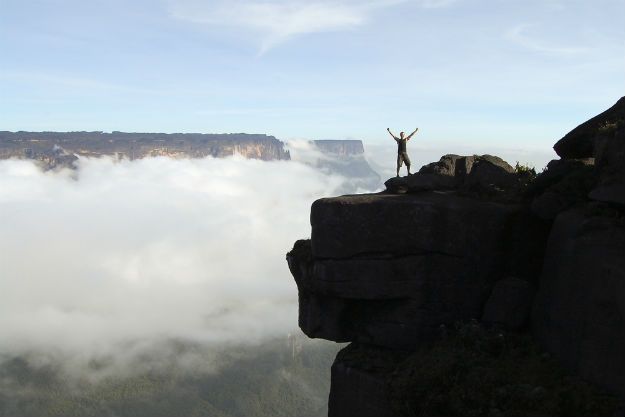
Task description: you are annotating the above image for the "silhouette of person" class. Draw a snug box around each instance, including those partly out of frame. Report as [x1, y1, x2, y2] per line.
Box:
[387, 127, 418, 177]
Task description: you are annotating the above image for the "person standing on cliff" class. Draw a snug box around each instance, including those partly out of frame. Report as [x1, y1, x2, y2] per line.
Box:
[387, 127, 418, 177]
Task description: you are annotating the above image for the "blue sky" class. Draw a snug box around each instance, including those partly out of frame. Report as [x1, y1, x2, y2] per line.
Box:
[1, 0, 624, 154]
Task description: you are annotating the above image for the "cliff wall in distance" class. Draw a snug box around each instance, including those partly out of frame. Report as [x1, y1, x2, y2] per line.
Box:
[0, 131, 291, 167]
[309, 139, 381, 192]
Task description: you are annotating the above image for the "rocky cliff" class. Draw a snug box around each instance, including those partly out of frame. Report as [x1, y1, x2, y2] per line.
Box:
[0, 131, 290, 169]
[287, 97, 625, 416]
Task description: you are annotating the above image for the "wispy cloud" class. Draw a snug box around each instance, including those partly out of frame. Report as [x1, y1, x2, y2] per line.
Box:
[419, 0, 458, 8]
[505, 24, 589, 56]
[168, 0, 457, 54]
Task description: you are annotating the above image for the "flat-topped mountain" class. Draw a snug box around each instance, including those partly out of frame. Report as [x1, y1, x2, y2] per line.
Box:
[0, 131, 291, 168]
[0, 133, 383, 183]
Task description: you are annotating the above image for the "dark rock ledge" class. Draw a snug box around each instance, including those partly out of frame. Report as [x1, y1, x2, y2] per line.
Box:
[287, 96, 625, 417]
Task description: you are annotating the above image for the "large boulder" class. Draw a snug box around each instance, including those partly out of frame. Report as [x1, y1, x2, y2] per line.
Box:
[553, 96, 625, 159]
[532, 208, 625, 397]
[550, 97, 625, 209]
[464, 155, 516, 190]
[418, 154, 476, 178]
[529, 158, 595, 194]
[529, 159, 598, 220]
[386, 154, 518, 195]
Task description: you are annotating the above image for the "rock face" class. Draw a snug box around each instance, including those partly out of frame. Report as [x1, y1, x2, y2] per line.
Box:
[287, 186, 547, 417]
[287, 96, 625, 416]
[529, 97, 625, 399]
[552, 96, 625, 208]
[553, 96, 625, 159]
[288, 192, 546, 350]
[532, 208, 625, 397]
[328, 344, 405, 417]
[591, 121, 625, 207]
[589, 183, 625, 206]
[482, 277, 535, 330]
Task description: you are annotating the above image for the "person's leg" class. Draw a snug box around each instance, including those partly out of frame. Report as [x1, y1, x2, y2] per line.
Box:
[404, 153, 411, 175]
[396, 154, 402, 177]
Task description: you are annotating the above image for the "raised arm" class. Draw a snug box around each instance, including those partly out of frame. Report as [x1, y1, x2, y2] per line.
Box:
[387, 128, 399, 140]
[406, 127, 419, 141]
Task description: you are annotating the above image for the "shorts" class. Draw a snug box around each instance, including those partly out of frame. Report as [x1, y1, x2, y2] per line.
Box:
[397, 152, 411, 168]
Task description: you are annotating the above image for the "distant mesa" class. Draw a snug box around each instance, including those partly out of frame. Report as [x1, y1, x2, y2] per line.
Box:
[0, 131, 290, 169]
[0, 133, 383, 188]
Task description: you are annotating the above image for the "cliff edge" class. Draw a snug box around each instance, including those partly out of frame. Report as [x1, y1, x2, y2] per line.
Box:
[287, 97, 625, 416]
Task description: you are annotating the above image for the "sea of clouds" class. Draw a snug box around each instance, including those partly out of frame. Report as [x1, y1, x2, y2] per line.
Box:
[0, 152, 353, 376]
[0, 140, 552, 378]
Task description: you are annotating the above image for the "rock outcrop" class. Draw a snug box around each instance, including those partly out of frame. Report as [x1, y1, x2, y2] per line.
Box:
[530, 97, 625, 398]
[532, 208, 625, 397]
[289, 192, 546, 350]
[384, 154, 522, 196]
[288, 96, 625, 416]
[528, 158, 596, 220]
[553, 96, 625, 159]
[553, 96, 625, 208]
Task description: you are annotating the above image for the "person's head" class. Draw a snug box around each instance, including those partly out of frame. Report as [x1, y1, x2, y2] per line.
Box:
[400, 131, 405, 138]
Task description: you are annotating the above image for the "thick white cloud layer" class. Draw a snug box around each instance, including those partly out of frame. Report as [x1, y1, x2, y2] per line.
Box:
[0, 156, 348, 367]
